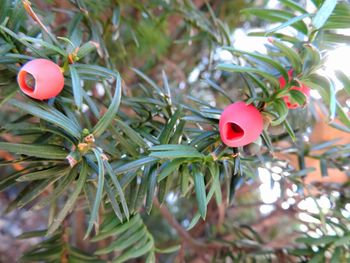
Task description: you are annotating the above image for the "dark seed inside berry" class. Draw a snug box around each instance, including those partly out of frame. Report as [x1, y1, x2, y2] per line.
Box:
[24, 73, 35, 91]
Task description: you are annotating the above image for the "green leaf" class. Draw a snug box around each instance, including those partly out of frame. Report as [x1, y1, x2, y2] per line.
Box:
[116, 119, 148, 149]
[0, 25, 47, 58]
[310, 138, 341, 151]
[20, 36, 66, 56]
[328, 79, 336, 121]
[303, 74, 338, 122]
[336, 102, 350, 128]
[77, 41, 98, 59]
[289, 89, 306, 106]
[158, 159, 184, 182]
[242, 8, 308, 34]
[266, 13, 311, 35]
[69, 247, 102, 262]
[104, 161, 129, 220]
[104, 180, 123, 221]
[145, 166, 157, 214]
[81, 89, 100, 118]
[187, 213, 201, 230]
[302, 44, 322, 74]
[217, 63, 279, 87]
[92, 71, 122, 137]
[296, 235, 338, 245]
[248, 32, 300, 44]
[75, 64, 117, 79]
[10, 180, 56, 211]
[202, 78, 233, 102]
[4, 122, 76, 144]
[320, 159, 328, 177]
[280, 0, 307, 14]
[21, 246, 62, 261]
[334, 235, 350, 246]
[0, 169, 26, 191]
[155, 245, 181, 254]
[323, 33, 350, 44]
[146, 252, 155, 263]
[284, 120, 296, 142]
[150, 150, 203, 159]
[113, 236, 154, 263]
[92, 214, 141, 242]
[308, 252, 325, 263]
[178, 166, 190, 197]
[0, 88, 17, 108]
[34, 168, 78, 209]
[330, 247, 342, 263]
[0, 0, 10, 24]
[17, 230, 47, 239]
[209, 163, 222, 205]
[324, 17, 350, 30]
[131, 68, 163, 95]
[223, 47, 289, 80]
[287, 248, 314, 256]
[8, 99, 81, 139]
[329, 122, 350, 133]
[47, 164, 86, 235]
[312, 0, 337, 29]
[157, 176, 168, 204]
[193, 167, 207, 219]
[150, 144, 199, 152]
[158, 109, 181, 144]
[272, 39, 302, 74]
[125, 97, 166, 107]
[95, 225, 146, 255]
[170, 120, 186, 144]
[16, 166, 69, 181]
[85, 149, 105, 238]
[187, 170, 217, 230]
[111, 126, 139, 157]
[92, 213, 154, 262]
[115, 157, 159, 174]
[162, 70, 171, 100]
[271, 99, 288, 126]
[247, 72, 270, 96]
[335, 70, 350, 97]
[0, 142, 67, 159]
[69, 65, 83, 109]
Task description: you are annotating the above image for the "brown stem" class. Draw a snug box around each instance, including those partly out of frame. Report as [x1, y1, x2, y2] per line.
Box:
[154, 198, 228, 254]
[154, 199, 201, 248]
[60, 221, 69, 263]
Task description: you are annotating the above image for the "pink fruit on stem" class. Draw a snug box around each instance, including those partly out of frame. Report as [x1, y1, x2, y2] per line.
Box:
[279, 69, 310, 109]
[17, 59, 64, 100]
[219, 101, 263, 147]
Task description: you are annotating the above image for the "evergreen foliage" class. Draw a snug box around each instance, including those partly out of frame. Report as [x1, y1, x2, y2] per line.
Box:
[0, 0, 349, 262]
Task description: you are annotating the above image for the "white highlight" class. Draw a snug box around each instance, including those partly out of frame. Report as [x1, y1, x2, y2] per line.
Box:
[233, 29, 268, 53]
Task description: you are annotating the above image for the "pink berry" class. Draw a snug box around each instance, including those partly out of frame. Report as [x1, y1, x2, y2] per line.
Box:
[279, 70, 310, 109]
[219, 101, 263, 147]
[17, 59, 64, 100]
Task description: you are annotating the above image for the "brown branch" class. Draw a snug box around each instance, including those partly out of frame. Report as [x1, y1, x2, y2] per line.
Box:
[154, 199, 201, 248]
[154, 198, 228, 254]
[60, 221, 69, 263]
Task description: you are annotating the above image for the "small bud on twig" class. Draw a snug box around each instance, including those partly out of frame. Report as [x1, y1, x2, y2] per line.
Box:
[84, 134, 95, 143]
[78, 143, 89, 152]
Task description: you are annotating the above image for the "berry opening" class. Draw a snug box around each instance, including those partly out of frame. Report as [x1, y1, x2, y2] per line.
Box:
[18, 70, 36, 93]
[225, 122, 244, 141]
